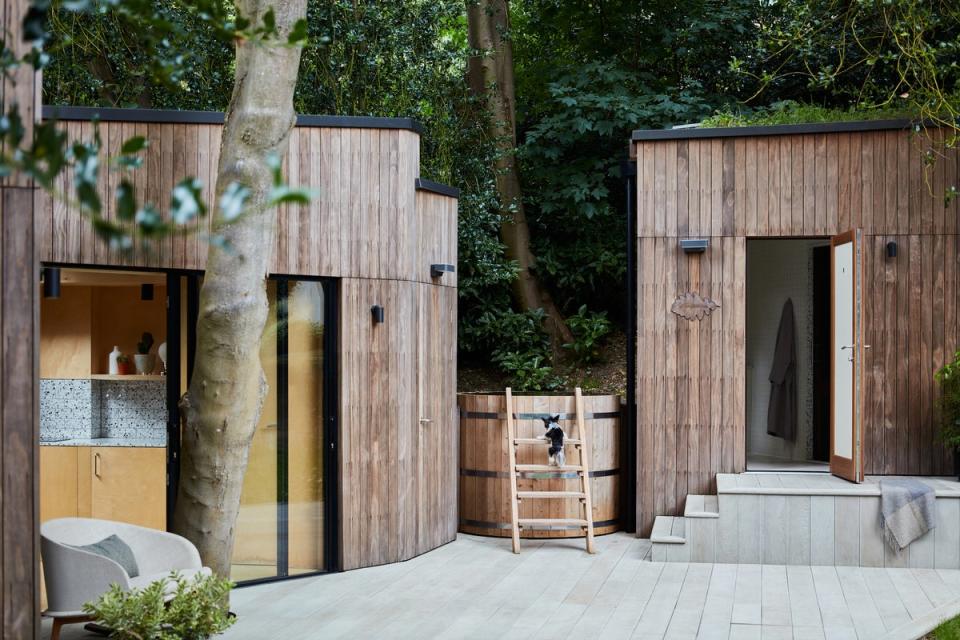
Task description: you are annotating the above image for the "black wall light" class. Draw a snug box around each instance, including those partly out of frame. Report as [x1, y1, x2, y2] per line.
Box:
[42, 267, 61, 299]
[430, 264, 455, 279]
[886, 241, 898, 258]
[371, 304, 385, 324]
[680, 238, 709, 254]
[141, 283, 154, 301]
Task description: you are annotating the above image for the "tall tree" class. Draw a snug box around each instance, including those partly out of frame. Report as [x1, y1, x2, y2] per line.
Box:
[466, 0, 573, 351]
[171, 0, 308, 577]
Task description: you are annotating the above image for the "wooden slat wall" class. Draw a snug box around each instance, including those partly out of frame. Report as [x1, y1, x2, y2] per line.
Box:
[36, 123, 453, 286]
[2, 0, 41, 635]
[338, 278, 458, 571]
[635, 128, 960, 536]
[35, 115, 458, 573]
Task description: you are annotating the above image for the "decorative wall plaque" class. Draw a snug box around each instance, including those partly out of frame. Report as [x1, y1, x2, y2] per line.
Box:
[670, 292, 719, 321]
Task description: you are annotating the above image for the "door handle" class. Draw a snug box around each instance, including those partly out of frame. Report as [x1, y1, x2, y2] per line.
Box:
[94, 453, 102, 478]
[419, 418, 432, 425]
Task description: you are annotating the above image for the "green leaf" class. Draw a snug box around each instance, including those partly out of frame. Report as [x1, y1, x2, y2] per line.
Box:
[268, 185, 317, 207]
[288, 19, 308, 45]
[262, 7, 275, 33]
[120, 135, 148, 154]
[218, 181, 250, 221]
[116, 180, 136, 221]
[170, 177, 206, 224]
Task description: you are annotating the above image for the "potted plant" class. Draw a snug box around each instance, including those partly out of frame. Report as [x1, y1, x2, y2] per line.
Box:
[134, 332, 155, 375]
[83, 572, 235, 640]
[936, 349, 960, 479]
[116, 353, 132, 376]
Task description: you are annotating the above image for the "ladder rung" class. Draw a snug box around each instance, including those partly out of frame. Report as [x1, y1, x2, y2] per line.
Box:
[514, 464, 583, 472]
[518, 518, 589, 527]
[513, 438, 582, 446]
[517, 491, 586, 500]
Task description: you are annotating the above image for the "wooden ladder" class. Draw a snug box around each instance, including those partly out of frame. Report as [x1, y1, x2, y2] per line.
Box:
[506, 386, 596, 554]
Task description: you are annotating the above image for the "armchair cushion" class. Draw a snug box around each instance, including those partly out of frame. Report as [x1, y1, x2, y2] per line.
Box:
[68, 534, 140, 578]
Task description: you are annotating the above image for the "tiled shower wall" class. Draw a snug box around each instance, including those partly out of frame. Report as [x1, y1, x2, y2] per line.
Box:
[40, 378, 166, 440]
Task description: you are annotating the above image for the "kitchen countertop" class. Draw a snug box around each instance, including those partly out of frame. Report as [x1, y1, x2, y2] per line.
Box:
[39, 437, 167, 448]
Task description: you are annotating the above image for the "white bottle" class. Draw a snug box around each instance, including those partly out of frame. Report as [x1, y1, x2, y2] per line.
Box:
[108, 346, 121, 375]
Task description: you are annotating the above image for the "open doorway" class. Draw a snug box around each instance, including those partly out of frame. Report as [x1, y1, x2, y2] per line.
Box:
[745, 239, 831, 472]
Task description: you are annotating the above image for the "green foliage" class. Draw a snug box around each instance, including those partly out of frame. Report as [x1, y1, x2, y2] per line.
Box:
[563, 305, 611, 365]
[492, 350, 562, 392]
[82, 572, 235, 640]
[702, 100, 914, 128]
[932, 614, 960, 640]
[937, 350, 960, 451]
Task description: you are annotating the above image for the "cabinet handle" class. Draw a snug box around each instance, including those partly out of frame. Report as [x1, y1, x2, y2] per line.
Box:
[94, 453, 101, 478]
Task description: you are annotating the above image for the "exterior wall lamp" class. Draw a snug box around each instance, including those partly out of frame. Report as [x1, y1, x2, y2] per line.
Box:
[680, 238, 709, 254]
[430, 264, 455, 279]
[886, 241, 898, 258]
[371, 304, 385, 324]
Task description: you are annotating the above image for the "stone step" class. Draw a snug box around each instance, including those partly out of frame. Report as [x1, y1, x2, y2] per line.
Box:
[650, 516, 686, 544]
[684, 494, 720, 518]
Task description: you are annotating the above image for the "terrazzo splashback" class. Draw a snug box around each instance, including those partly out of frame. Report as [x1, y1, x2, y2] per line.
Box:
[40, 378, 166, 441]
[99, 380, 166, 439]
[40, 379, 99, 440]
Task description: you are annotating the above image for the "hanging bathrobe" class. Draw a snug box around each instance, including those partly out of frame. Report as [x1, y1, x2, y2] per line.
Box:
[767, 297, 797, 441]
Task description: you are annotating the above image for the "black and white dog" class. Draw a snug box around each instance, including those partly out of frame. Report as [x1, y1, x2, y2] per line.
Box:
[541, 415, 565, 467]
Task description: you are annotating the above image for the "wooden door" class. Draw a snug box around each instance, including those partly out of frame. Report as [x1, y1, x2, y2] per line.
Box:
[90, 447, 167, 529]
[416, 285, 458, 555]
[830, 230, 865, 482]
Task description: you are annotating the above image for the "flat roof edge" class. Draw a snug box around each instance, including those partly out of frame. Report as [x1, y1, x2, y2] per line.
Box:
[41, 105, 424, 134]
[415, 178, 460, 199]
[631, 118, 914, 141]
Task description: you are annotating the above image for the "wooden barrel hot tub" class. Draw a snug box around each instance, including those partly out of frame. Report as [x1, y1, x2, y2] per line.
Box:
[458, 392, 621, 538]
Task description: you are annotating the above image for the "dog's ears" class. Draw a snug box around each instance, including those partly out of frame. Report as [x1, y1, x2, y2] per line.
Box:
[541, 416, 551, 428]
[552, 414, 560, 422]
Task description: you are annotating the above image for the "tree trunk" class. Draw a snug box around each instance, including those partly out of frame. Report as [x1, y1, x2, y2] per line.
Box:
[466, 0, 574, 352]
[172, 0, 306, 579]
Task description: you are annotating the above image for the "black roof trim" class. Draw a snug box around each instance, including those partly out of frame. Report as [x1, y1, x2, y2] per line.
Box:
[631, 119, 914, 141]
[41, 106, 424, 134]
[415, 178, 460, 199]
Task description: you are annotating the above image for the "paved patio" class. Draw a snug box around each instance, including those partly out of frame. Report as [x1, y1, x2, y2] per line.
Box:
[44, 533, 960, 639]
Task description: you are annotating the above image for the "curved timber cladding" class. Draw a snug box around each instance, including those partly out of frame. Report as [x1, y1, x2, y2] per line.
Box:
[36, 111, 456, 288]
[35, 107, 459, 572]
[458, 393, 621, 538]
[632, 122, 960, 536]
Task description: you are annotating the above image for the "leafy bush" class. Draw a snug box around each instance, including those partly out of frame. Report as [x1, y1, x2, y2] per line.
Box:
[702, 100, 914, 128]
[937, 350, 960, 450]
[83, 572, 235, 640]
[563, 305, 611, 364]
[492, 350, 563, 392]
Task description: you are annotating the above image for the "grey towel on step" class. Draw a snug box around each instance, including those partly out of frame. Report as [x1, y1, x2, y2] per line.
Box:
[880, 478, 937, 551]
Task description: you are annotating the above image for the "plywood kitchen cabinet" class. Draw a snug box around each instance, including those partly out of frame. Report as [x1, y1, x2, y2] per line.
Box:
[40, 446, 166, 530]
[40, 447, 83, 523]
[90, 447, 166, 530]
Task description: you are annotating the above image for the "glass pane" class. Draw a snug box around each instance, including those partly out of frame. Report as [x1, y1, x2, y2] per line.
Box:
[232, 281, 279, 581]
[287, 281, 325, 574]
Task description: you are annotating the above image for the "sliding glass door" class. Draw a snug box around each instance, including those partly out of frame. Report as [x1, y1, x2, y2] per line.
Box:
[230, 278, 338, 582]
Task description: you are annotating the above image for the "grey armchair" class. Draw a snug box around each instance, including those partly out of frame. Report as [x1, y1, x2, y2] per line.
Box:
[41, 518, 212, 639]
